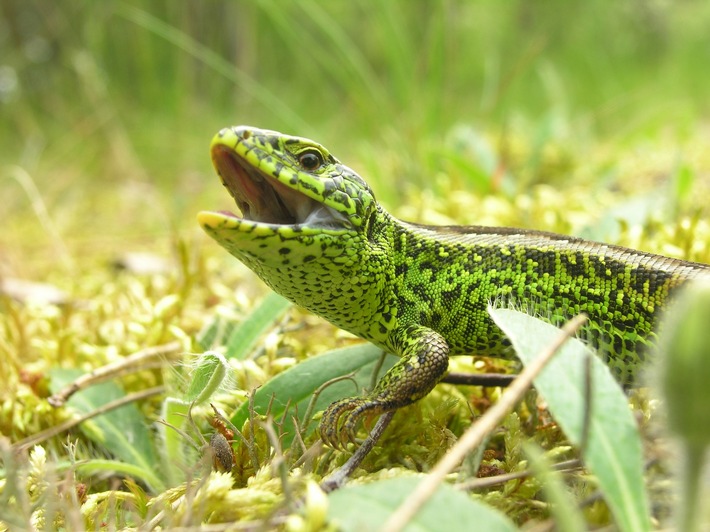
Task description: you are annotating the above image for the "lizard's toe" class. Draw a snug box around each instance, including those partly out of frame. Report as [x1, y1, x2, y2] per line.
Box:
[319, 397, 360, 449]
[320, 397, 389, 449]
[341, 402, 381, 442]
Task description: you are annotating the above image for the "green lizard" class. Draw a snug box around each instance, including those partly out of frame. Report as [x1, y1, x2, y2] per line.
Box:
[198, 125, 710, 449]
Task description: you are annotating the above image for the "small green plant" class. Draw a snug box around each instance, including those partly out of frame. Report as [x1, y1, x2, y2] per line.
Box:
[160, 350, 232, 486]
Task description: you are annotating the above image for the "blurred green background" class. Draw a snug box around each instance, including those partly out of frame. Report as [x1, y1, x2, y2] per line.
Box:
[2, 0, 709, 276]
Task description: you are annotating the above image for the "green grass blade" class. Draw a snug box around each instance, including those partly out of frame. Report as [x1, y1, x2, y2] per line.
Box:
[76, 459, 164, 492]
[293, 0, 389, 111]
[114, 3, 310, 132]
[524, 442, 586, 531]
[225, 293, 291, 360]
[197, 292, 292, 360]
[255, 0, 389, 123]
[160, 396, 191, 488]
[489, 308, 651, 532]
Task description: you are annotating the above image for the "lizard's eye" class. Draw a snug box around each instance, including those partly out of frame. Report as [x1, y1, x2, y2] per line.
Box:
[298, 149, 324, 171]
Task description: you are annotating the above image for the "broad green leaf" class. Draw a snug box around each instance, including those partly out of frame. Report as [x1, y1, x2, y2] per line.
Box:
[327, 476, 516, 532]
[48, 368, 163, 492]
[489, 308, 650, 532]
[197, 292, 291, 359]
[658, 282, 710, 446]
[231, 343, 395, 446]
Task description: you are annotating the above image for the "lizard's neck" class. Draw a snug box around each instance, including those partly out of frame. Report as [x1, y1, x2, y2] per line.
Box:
[245, 206, 401, 346]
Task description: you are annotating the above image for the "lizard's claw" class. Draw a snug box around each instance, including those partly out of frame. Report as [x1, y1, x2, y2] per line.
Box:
[319, 397, 386, 450]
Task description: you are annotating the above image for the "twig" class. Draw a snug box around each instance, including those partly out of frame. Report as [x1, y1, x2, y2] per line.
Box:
[301, 371, 358, 434]
[456, 458, 583, 491]
[579, 352, 593, 456]
[48, 341, 182, 406]
[320, 410, 396, 492]
[370, 350, 388, 389]
[262, 417, 292, 509]
[442, 372, 516, 387]
[13, 386, 166, 452]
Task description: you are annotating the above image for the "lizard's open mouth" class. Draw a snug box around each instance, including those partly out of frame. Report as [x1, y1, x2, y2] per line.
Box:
[211, 145, 349, 228]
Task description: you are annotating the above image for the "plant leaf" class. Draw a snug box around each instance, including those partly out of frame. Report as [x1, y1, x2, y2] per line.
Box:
[184, 351, 230, 404]
[48, 368, 163, 492]
[489, 308, 651, 532]
[230, 343, 394, 446]
[327, 476, 516, 532]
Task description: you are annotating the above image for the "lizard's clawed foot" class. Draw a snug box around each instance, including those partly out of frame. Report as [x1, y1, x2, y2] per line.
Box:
[319, 326, 449, 450]
[319, 396, 389, 450]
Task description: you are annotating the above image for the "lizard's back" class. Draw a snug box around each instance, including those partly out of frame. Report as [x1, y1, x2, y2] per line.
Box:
[393, 220, 710, 383]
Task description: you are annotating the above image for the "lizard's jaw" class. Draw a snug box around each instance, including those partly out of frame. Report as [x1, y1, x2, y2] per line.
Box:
[205, 144, 349, 229]
[212, 144, 313, 225]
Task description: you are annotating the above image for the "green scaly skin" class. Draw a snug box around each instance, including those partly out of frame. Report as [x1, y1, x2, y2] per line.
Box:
[199, 125, 710, 449]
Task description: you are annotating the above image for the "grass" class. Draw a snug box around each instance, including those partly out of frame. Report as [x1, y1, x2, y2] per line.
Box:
[1, 0, 710, 529]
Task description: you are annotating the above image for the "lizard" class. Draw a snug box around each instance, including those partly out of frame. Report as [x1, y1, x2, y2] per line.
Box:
[198, 125, 710, 449]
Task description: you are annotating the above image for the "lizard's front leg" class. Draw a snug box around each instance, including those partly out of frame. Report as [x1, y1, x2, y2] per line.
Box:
[319, 324, 450, 449]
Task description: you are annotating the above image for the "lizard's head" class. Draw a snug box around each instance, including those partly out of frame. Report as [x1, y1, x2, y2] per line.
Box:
[198, 126, 375, 238]
[199, 126, 393, 344]
[198, 126, 381, 279]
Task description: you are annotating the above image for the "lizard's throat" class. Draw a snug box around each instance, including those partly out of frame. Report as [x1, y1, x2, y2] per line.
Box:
[211, 145, 349, 229]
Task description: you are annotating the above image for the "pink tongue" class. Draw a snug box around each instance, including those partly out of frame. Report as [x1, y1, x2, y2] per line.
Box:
[218, 210, 240, 219]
